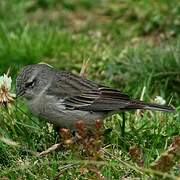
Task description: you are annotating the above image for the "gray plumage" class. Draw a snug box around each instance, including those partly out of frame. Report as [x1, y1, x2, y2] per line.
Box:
[16, 64, 175, 129]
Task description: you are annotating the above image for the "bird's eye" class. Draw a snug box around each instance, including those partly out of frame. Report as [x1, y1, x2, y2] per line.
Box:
[25, 80, 35, 88]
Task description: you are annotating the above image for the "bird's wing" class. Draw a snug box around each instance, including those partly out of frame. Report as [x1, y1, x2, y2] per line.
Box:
[47, 71, 134, 111]
[47, 71, 100, 98]
[64, 86, 135, 111]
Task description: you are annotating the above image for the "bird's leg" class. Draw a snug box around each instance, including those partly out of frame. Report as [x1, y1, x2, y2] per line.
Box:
[121, 112, 126, 138]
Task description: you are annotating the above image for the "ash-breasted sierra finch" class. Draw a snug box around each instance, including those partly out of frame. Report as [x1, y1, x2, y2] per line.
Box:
[16, 64, 175, 130]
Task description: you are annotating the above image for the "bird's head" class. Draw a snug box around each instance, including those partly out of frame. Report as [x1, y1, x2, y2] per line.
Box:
[16, 64, 53, 100]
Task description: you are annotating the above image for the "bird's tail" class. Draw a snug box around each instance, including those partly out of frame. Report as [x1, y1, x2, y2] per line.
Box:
[129, 100, 175, 112]
[142, 103, 175, 112]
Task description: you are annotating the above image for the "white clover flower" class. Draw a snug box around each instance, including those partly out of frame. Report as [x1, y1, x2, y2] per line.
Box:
[0, 74, 16, 107]
[0, 74, 12, 90]
[154, 96, 166, 105]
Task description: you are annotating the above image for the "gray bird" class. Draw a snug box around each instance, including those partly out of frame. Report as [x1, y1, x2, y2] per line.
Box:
[16, 64, 175, 130]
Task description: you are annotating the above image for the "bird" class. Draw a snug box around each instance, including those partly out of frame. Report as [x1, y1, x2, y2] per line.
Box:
[16, 64, 175, 130]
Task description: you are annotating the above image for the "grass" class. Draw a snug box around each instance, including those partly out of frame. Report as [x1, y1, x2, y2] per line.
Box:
[0, 0, 180, 179]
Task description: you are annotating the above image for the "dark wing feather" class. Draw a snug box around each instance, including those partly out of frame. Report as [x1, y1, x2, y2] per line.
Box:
[47, 71, 133, 111]
[99, 87, 129, 100]
[64, 86, 133, 111]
